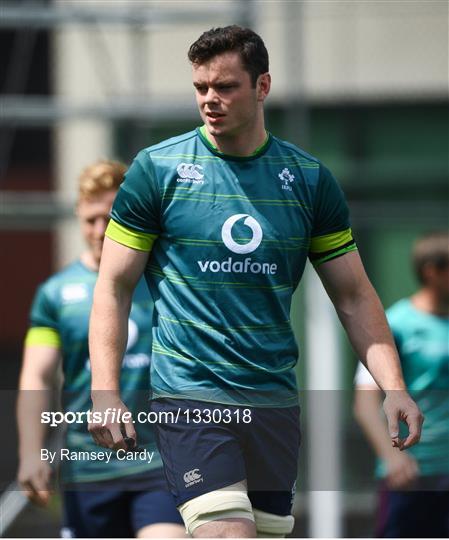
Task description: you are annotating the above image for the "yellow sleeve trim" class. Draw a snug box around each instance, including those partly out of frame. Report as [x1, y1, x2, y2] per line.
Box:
[312, 243, 358, 266]
[105, 219, 158, 252]
[25, 327, 61, 348]
[310, 228, 353, 253]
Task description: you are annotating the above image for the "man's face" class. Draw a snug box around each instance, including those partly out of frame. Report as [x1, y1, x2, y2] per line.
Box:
[192, 52, 270, 139]
[77, 190, 116, 264]
[432, 264, 449, 305]
[423, 262, 449, 306]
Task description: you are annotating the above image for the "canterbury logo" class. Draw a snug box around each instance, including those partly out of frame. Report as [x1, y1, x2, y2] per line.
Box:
[177, 163, 204, 180]
[183, 468, 203, 487]
[221, 214, 263, 254]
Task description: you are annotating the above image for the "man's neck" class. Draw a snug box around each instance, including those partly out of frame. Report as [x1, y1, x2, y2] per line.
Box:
[205, 124, 267, 157]
[411, 288, 449, 317]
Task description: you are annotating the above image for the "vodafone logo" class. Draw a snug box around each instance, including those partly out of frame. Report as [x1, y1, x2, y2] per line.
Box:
[221, 214, 263, 254]
[197, 213, 277, 275]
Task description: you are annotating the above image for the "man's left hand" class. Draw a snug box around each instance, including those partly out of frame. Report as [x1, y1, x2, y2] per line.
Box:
[383, 391, 424, 450]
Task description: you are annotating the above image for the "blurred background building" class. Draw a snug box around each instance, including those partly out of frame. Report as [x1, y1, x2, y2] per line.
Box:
[1, 0, 447, 537]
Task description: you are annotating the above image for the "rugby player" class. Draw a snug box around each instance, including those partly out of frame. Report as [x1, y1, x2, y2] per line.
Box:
[17, 160, 184, 538]
[354, 231, 448, 537]
[88, 26, 423, 538]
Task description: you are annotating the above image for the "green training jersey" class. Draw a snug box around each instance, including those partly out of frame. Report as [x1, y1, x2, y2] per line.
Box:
[108, 127, 357, 407]
[356, 298, 449, 476]
[26, 260, 163, 483]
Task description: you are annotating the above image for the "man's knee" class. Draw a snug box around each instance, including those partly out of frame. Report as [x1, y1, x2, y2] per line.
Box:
[253, 508, 295, 538]
[178, 481, 254, 537]
[136, 523, 187, 538]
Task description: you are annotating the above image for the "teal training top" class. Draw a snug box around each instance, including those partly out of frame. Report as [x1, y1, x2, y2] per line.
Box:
[108, 127, 357, 407]
[26, 260, 163, 483]
[383, 299, 449, 476]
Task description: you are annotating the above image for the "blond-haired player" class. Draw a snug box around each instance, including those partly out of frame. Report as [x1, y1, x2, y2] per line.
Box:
[17, 160, 184, 538]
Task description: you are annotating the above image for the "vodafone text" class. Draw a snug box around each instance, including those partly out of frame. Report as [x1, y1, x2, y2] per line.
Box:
[197, 257, 277, 275]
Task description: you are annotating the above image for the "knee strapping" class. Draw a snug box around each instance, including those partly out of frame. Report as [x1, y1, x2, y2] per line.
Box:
[253, 508, 295, 538]
[178, 481, 254, 536]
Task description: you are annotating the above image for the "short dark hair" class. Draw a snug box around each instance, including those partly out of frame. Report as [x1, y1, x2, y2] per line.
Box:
[412, 231, 449, 284]
[188, 25, 269, 87]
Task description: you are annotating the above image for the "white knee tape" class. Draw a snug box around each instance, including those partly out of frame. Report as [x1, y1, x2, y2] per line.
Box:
[178, 481, 254, 536]
[253, 508, 295, 538]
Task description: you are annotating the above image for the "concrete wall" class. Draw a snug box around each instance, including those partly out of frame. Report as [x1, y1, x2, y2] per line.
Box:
[52, 0, 448, 266]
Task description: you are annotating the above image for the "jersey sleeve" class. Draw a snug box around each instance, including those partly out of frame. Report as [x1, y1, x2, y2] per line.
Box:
[309, 165, 357, 265]
[24, 283, 61, 348]
[107, 150, 160, 251]
[354, 362, 379, 388]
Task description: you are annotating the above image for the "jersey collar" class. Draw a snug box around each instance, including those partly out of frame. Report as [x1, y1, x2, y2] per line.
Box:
[197, 125, 272, 161]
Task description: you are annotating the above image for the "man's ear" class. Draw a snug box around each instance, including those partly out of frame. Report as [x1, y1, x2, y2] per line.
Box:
[257, 73, 271, 102]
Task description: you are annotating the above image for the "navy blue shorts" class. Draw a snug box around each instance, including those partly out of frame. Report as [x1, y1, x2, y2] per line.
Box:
[150, 398, 301, 515]
[61, 469, 183, 538]
[376, 475, 449, 538]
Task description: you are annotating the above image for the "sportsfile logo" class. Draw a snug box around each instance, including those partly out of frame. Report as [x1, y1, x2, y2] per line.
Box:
[184, 468, 203, 488]
[197, 214, 278, 275]
[176, 163, 204, 184]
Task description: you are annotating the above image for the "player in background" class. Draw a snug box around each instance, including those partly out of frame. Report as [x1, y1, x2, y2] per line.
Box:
[88, 26, 423, 538]
[17, 160, 185, 538]
[354, 231, 449, 538]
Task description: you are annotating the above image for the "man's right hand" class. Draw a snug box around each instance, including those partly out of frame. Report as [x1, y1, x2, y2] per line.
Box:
[88, 392, 136, 450]
[18, 456, 53, 507]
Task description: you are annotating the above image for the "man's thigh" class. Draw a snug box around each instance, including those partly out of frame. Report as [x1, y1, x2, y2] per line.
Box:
[62, 489, 132, 538]
[150, 399, 300, 514]
[245, 406, 300, 516]
[131, 489, 184, 533]
[377, 477, 449, 538]
[150, 398, 247, 507]
[62, 469, 183, 538]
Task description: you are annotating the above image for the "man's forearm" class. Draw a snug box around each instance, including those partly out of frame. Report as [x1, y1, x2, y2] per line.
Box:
[17, 346, 61, 460]
[88, 238, 148, 448]
[335, 283, 405, 391]
[319, 254, 422, 448]
[89, 276, 132, 392]
[17, 390, 50, 460]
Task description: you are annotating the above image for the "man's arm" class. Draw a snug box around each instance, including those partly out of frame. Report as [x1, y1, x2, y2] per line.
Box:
[353, 382, 419, 488]
[17, 344, 61, 506]
[316, 250, 423, 449]
[88, 236, 149, 449]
